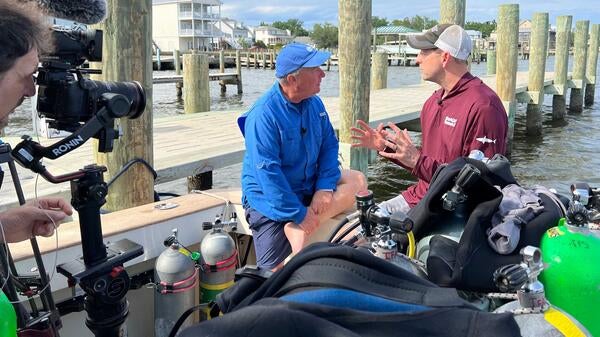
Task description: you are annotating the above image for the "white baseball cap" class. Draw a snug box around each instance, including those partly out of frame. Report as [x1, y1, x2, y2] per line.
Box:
[407, 24, 472, 61]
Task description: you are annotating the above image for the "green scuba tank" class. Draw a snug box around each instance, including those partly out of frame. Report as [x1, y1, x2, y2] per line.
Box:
[0, 291, 17, 337]
[540, 218, 600, 337]
[493, 246, 590, 337]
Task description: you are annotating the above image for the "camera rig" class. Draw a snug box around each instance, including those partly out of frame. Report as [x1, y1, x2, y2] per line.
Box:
[2, 25, 147, 337]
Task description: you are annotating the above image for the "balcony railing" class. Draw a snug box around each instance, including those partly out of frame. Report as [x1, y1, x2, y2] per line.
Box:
[179, 28, 222, 37]
[179, 11, 219, 20]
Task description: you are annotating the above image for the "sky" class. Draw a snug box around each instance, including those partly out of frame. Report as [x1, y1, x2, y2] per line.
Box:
[221, 0, 600, 29]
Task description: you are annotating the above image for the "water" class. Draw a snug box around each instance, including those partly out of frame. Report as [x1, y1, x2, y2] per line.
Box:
[9, 56, 600, 201]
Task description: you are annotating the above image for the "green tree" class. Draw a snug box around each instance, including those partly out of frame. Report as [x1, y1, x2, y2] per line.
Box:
[310, 23, 338, 49]
[258, 21, 269, 27]
[272, 19, 309, 36]
[372, 16, 389, 28]
[391, 15, 438, 31]
[465, 20, 496, 38]
[237, 38, 250, 49]
[253, 40, 267, 49]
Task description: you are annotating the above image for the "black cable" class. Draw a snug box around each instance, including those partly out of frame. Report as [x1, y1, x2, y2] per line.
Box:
[106, 158, 158, 188]
[332, 219, 361, 244]
[326, 211, 359, 242]
[327, 217, 350, 242]
[168, 303, 209, 337]
[342, 235, 359, 246]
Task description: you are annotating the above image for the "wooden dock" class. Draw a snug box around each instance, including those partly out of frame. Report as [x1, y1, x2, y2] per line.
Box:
[0, 71, 568, 209]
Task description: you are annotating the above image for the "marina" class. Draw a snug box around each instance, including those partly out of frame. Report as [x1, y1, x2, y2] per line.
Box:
[2, 0, 600, 336]
[0, 70, 576, 209]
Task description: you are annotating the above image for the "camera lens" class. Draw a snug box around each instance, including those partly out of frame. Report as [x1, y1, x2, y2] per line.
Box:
[88, 80, 146, 119]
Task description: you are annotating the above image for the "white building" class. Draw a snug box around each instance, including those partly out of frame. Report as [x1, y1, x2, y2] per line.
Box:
[465, 29, 483, 41]
[253, 26, 294, 46]
[152, 0, 222, 52]
[215, 18, 253, 49]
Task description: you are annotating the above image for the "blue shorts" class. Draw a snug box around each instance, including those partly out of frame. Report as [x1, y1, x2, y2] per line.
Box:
[244, 206, 292, 269]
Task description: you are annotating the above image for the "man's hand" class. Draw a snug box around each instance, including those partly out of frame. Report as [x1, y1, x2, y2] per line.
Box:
[298, 208, 319, 235]
[310, 190, 334, 215]
[350, 120, 387, 151]
[284, 208, 320, 254]
[0, 197, 73, 243]
[379, 122, 420, 169]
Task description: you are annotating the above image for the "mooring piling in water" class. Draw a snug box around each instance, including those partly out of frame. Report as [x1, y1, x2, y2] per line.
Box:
[486, 49, 497, 75]
[338, 0, 372, 174]
[496, 4, 519, 154]
[183, 52, 210, 114]
[525, 12, 549, 136]
[570, 20, 590, 113]
[440, 0, 466, 26]
[585, 24, 600, 106]
[552, 15, 572, 120]
[371, 52, 388, 90]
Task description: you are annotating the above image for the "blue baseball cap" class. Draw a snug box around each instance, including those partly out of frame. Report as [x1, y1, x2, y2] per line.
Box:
[275, 43, 331, 78]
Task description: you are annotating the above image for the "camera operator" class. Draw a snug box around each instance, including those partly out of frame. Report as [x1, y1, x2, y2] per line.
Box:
[0, 0, 73, 244]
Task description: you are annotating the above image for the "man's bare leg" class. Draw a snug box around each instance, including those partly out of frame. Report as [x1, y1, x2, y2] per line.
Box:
[283, 169, 367, 256]
[316, 169, 367, 222]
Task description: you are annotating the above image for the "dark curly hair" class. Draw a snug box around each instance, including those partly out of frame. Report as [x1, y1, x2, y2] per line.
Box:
[0, 0, 53, 78]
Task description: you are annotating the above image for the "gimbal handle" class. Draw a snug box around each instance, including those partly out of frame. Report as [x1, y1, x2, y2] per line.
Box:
[10, 93, 131, 180]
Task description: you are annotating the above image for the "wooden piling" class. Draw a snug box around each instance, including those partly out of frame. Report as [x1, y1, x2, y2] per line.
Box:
[338, 0, 371, 173]
[439, 0, 466, 26]
[93, 0, 154, 211]
[236, 49, 243, 94]
[552, 16, 572, 120]
[371, 52, 388, 90]
[525, 12, 549, 136]
[585, 24, 600, 106]
[261, 52, 267, 68]
[245, 52, 250, 68]
[271, 52, 276, 69]
[219, 49, 225, 73]
[156, 48, 161, 70]
[254, 52, 259, 69]
[496, 4, 519, 153]
[174, 49, 182, 98]
[183, 52, 210, 113]
[486, 49, 496, 75]
[570, 20, 590, 113]
[187, 171, 213, 191]
[219, 50, 226, 94]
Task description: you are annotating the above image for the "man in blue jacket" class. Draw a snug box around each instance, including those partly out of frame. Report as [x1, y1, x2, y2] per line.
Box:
[238, 43, 367, 270]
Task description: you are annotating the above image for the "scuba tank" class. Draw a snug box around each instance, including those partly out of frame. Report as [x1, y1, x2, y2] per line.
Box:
[539, 183, 600, 337]
[199, 214, 237, 319]
[493, 246, 590, 336]
[154, 229, 199, 337]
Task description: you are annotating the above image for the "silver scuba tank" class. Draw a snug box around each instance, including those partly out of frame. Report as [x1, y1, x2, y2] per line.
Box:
[154, 229, 199, 337]
[492, 246, 591, 337]
[199, 214, 238, 319]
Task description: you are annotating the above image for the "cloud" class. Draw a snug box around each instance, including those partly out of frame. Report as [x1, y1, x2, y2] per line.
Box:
[251, 6, 318, 15]
[221, 4, 240, 12]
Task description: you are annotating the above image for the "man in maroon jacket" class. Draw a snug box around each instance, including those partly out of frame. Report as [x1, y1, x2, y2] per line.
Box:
[352, 24, 507, 214]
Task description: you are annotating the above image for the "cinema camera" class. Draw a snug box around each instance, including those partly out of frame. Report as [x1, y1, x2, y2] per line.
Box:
[7, 25, 148, 337]
[36, 25, 145, 133]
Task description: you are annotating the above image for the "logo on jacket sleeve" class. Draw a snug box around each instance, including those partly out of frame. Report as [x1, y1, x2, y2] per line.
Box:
[444, 116, 457, 127]
[476, 136, 497, 144]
